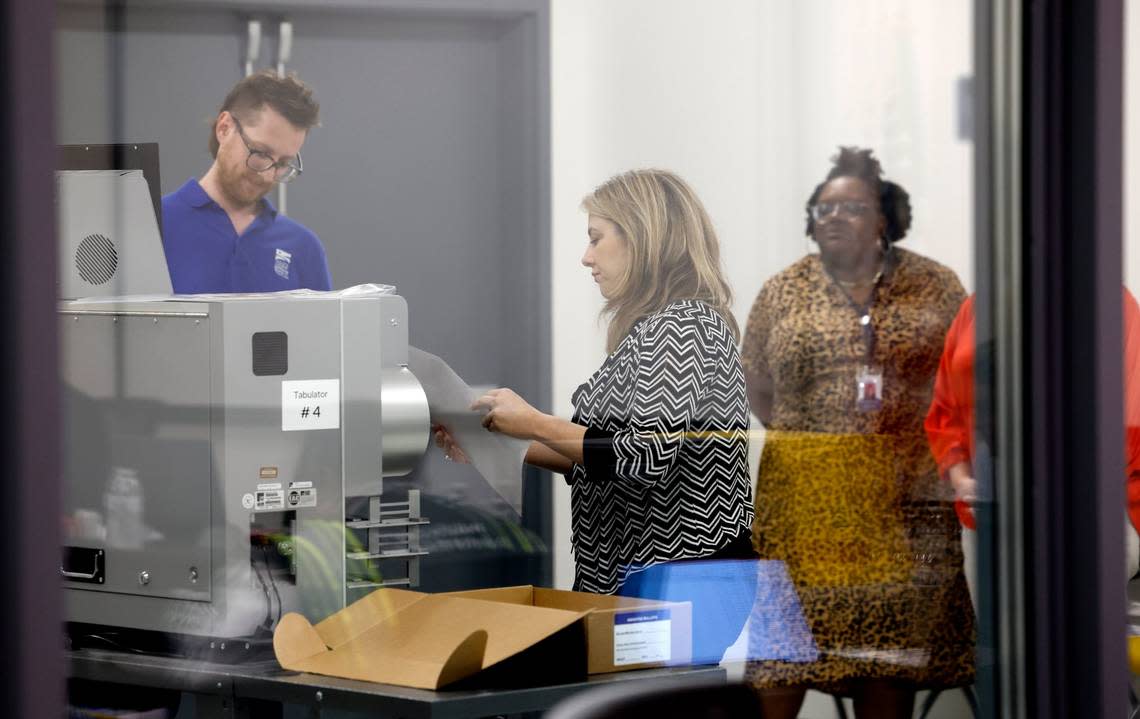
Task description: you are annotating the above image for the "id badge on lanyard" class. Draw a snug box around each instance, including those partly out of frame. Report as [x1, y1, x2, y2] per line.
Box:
[855, 311, 883, 412]
[856, 364, 883, 412]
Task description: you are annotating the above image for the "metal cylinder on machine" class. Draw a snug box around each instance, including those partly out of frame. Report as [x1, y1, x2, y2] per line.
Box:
[379, 367, 430, 477]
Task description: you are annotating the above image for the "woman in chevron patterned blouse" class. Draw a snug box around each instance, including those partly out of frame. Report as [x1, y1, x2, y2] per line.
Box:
[740, 148, 975, 718]
[436, 168, 757, 665]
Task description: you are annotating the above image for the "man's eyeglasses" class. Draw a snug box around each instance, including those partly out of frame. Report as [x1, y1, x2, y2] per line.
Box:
[810, 201, 873, 221]
[230, 115, 303, 184]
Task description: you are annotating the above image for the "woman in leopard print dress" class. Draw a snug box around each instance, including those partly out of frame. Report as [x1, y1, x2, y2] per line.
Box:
[742, 148, 975, 718]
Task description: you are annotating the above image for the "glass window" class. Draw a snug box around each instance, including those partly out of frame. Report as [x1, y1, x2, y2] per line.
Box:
[44, 0, 1136, 716]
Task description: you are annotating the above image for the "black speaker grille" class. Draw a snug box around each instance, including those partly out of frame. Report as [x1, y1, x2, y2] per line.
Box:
[75, 233, 118, 285]
[252, 332, 288, 376]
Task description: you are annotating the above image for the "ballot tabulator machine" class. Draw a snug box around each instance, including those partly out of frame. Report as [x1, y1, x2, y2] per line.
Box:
[58, 146, 430, 654]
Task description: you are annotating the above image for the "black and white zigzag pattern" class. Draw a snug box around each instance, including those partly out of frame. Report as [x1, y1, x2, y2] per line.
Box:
[568, 300, 753, 594]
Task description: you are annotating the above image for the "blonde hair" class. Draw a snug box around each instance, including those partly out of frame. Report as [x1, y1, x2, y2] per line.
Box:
[582, 169, 739, 352]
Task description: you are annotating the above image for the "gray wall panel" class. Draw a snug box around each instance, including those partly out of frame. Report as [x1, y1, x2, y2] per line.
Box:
[57, 6, 249, 194]
[287, 13, 510, 386]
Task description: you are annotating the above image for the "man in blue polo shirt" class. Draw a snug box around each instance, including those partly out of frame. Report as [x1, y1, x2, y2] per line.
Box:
[163, 70, 332, 293]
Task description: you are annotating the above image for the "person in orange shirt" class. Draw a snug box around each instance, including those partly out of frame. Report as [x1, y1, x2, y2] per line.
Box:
[925, 290, 1140, 533]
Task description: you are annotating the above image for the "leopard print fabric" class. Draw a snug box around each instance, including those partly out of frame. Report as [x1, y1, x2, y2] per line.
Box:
[742, 248, 976, 692]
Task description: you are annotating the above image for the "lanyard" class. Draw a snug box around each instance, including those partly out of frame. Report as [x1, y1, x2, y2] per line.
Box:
[826, 255, 889, 367]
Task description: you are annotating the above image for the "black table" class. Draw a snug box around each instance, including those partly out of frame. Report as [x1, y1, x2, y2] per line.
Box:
[67, 648, 727, 718]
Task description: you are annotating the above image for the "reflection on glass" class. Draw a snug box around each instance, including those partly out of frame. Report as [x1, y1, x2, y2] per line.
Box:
[741, 148, 975, 718]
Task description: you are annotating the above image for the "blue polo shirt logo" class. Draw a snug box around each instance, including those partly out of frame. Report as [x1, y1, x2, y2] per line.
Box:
[274, 248, 293, 280]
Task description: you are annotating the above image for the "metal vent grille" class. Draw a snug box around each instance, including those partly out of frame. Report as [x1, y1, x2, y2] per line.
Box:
[252, 332, 288, 376]
[75, 233, 118, 285]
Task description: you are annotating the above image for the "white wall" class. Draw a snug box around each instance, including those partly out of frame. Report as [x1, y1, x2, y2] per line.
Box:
[549, 0, 974, 590]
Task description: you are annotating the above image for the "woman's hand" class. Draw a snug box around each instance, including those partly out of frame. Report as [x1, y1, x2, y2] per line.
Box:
[432, 423, 470, 464]
[471, 388, 544, 440]
[947, 461, 977, 527]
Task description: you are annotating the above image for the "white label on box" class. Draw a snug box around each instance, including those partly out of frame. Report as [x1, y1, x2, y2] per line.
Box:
[613, 609, 672, 666]
[281, 380, 340, 431]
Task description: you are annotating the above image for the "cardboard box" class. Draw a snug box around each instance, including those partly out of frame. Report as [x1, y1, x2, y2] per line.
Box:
[273, 587, 589, 690]
[446, 586, 692, 674]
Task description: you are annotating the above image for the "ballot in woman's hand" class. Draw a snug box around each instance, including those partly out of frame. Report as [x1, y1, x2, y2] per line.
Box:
[432, 424, 470, 464]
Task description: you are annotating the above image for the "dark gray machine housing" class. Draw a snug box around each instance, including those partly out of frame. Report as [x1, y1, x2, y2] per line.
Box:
[60, 292, 429, 638]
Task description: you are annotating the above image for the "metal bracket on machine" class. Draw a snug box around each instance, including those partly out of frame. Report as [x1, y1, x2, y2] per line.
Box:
[345, 490, 428, 591]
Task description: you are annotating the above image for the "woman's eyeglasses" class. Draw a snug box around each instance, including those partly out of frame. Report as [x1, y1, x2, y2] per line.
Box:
[810, 201, 873, 221]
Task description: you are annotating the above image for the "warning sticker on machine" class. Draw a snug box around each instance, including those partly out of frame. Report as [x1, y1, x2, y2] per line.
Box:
[287, 486, 317, 508]
[281, 379, 340, 432]
[613, 609, 672, 666]
[255, 490, 285, 511]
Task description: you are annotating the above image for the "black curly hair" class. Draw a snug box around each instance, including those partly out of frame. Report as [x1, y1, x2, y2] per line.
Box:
[804, 146, 912, 246]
